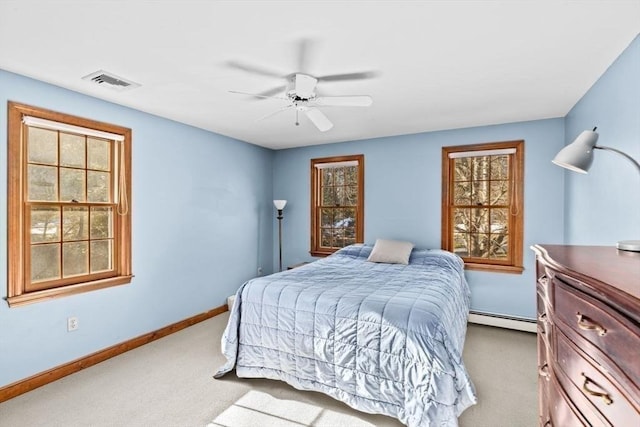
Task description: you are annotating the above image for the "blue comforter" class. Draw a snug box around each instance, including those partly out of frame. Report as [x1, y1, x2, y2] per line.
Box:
[215, 244, 477, 426]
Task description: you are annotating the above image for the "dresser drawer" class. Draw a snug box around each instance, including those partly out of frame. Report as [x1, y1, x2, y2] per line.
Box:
[553, 278, 640, 386]
[556, 331, 639, 426]
[547, 372, 588, 427]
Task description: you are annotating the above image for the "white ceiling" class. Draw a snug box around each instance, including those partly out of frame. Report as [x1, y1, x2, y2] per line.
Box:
[1, 1, 638, 150]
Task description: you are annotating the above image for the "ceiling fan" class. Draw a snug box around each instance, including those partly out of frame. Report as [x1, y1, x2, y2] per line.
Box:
[227, 38, 378, 132]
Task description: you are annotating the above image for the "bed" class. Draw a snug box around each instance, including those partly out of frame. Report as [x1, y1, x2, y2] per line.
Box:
[214, 243, 477, 426]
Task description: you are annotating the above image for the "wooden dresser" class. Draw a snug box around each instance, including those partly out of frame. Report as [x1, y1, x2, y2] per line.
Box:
[531, 245, 640, 426]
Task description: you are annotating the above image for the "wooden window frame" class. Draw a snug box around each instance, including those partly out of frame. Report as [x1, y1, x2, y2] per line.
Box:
[7, 102, 133, 307]
[441, 140, 524, 274]
[310, 154, 364, 257]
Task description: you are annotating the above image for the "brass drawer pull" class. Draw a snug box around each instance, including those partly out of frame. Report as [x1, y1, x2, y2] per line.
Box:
[539, 363, 550, 380]
[576, 312, 607, 336]
[543, 421, 552, 427]
[581, 373, 613, 405]
[538, 275, 549, 286]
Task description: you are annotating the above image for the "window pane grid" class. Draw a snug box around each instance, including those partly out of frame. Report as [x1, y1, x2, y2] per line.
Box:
[29, 202, 115, 281]
[26, 125, 115, 286]
[318, 166, 357, 249]
[311, 155, 363, 256]
[451, 152, 513, 262]
[318, 206, 358, 249]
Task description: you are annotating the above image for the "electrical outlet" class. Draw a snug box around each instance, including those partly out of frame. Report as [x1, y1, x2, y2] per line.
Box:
[67, 316, 79, 332]
[257, 267, 263, 276]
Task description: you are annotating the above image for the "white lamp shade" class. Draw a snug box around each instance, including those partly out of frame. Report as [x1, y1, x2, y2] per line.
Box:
[273, 200, 287, 210]
[552, 130, 599, 173]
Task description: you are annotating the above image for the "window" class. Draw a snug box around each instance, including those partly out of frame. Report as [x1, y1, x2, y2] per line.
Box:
[7, 102, 132, 306]
[310, 155, 364, 257]
[441, 140, 524, 273]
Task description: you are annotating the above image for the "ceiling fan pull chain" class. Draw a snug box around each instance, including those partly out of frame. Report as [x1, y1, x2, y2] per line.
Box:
[296, 109, 300, 126]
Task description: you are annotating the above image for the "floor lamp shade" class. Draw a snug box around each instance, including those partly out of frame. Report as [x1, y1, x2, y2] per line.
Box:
[273, 200, 287, 210]
[552, 128, 640, 252]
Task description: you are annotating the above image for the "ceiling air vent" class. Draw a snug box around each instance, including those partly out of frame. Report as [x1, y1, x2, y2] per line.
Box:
[82, 70, 141, 91]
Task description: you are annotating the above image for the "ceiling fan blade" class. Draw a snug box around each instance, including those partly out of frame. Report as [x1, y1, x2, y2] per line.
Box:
[257, 105, 293, 122]
[225, 60, 287, 79]
[315, 96, 373, 107]
[256, 85, 287, 97]
[295, 74, 318, 98]
[316, 71, 380, 82]
[229, 90, 287, 101]
[304, 107, 333, 132]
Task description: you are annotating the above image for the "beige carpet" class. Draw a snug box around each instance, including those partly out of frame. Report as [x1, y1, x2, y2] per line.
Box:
[0, 312, 537, 427]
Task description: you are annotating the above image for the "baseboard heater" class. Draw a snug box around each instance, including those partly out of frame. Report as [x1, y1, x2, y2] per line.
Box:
[468, 310, 537, 333]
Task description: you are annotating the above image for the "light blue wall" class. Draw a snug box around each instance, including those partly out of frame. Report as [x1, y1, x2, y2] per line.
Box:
[0, 70, 274, 387]
[564, 35, 640, 244]
[2, 33, 637, 389]
[273, 118, 566, 319]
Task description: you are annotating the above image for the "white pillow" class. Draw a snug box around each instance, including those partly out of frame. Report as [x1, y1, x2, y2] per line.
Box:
[367, 239, 415, 265]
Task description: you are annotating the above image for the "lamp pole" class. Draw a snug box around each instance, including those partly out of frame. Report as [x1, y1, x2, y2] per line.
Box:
[277, 208, 284, 272]
[273, 200, 287, 271]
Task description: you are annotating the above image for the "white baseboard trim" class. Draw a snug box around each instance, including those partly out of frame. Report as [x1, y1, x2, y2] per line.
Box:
[468, 311, 537, 333]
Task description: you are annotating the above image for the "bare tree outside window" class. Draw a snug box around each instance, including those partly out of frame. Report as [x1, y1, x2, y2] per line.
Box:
[442, 141, 524, 274]
[311, 155, 364, 257]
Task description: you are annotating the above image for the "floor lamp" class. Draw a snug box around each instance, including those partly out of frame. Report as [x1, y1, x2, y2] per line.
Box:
[273, 200, 287, 271]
